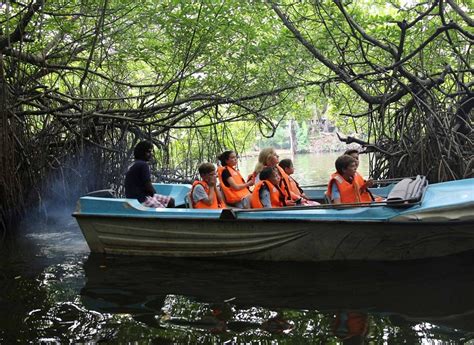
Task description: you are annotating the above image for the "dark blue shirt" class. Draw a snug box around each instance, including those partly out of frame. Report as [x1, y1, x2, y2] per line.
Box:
[125, 160, 152, 202]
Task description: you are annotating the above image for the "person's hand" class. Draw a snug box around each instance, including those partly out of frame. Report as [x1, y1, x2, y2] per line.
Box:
[285, 200, 296, 207]
[208, 174, 217, 187]
[365, 178, 374, 188]
[247, 174, 255, 183]
[247, 179, 255, 187]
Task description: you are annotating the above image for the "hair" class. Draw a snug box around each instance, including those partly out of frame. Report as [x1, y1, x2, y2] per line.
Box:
[217, 150, 235, 166]
[198, 162, 216, 176]
[278, 158, 293, 170]
[254, 147, 276, 174]
[335, 155, 357, 174]
[134, 141, 153, 160]
[259, 166, 276, 181]
[344, 149, 359, 157]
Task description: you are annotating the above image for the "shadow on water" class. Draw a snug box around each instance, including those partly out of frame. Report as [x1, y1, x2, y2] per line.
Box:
[80, 252, 474, 342]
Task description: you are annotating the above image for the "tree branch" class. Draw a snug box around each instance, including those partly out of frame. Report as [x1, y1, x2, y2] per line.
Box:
[0, 0, 44, 51]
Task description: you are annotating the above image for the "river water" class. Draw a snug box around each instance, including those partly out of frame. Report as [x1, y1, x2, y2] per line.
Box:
[1, 152, 474, 343]
[238, 151, 369, 186]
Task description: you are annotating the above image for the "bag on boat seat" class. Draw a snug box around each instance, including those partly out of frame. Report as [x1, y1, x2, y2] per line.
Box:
[86, 189, 117, 198]
[386, 175, 427, 204]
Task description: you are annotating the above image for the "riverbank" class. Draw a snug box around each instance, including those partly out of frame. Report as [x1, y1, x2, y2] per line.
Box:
[243, 132, 361, 157]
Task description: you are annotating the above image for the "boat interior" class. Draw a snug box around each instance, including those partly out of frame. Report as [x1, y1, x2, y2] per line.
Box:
[84, 175, 428, 209]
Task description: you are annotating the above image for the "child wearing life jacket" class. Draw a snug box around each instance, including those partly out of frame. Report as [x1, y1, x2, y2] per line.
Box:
[251, 167, 296, 208]
[326, 155, 373, 204]
[191, 163, 225, 209]
[344, 149, 383, 202]
[278, 159, 319, 206]
[251, 147, 300, 204]
[217, 150, 254, 208]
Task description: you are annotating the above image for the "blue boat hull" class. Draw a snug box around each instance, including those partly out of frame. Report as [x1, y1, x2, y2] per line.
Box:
[73, 178, 474, 262]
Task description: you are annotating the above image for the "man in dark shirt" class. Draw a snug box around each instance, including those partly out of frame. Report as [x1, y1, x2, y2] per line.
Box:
[125, 141, 175, 208]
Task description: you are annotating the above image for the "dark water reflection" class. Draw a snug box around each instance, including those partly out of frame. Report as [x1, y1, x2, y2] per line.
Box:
[1, 203, 474, 343]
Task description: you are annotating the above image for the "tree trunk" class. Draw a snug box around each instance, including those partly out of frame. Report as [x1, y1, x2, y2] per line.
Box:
[0, 54, 22, 233]
[289, 119, 297, 155]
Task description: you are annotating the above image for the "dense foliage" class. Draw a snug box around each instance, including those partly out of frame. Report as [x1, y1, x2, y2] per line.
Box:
[0, 0, 472, 230]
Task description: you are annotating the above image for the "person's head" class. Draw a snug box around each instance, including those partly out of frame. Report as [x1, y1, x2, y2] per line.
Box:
[254, 147, 279, 174]
[260, 166, 280, 186]
[278, 158, 294, 175]
[217, 150, 238, 167]
[335, 155, 358, 177]
[134, 141, 154, 161]
[198, 163, 217, 184]
[344, 149, 360, 168]
[344, 149, 359, 159]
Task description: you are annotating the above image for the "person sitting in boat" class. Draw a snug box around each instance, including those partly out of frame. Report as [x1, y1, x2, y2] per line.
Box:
[217, 150, 254, 209]
[278, 158, 319, 206]
[251, 167, 296, 208]
[251, 147, 299, 204]
[124, 140, 175, 208]
[326, 155, 373, 204]
[344, 149, 382, 202]
[191, 163, 226, 209]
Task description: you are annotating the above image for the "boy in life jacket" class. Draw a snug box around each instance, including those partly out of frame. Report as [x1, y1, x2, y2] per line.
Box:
[251, 167, 296, 208]
[191, 163, 225, 209]
[217, 150, 254, 208]
[278, 159, 319, 206]
[326, 155, 373, 204]
[344, 149, 383, 202]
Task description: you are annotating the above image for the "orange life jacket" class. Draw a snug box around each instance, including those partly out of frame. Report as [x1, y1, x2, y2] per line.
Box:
[275, 165, 296, 201]
[353, 172, 374, 202]
[191, 181, 225, 209]
[327, 172, 366, 204]
[251, 180, 285, 208]
[217, 166, 250, 204]
[288, 175, 304, 198]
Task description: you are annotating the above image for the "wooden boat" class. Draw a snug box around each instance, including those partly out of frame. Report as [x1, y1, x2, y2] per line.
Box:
[73, 176, 474, 261]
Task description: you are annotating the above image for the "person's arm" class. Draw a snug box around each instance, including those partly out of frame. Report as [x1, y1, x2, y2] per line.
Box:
[259, 186, 272, 208]
[201, 187, 216, 206]
[331, 183, 341, 204]
[216, 187, 225, 206]
[144, 181, 156, 196]
[226, 176, 254, 190]
[198, 174, 218, 206]
[139, 163, 156, 196]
